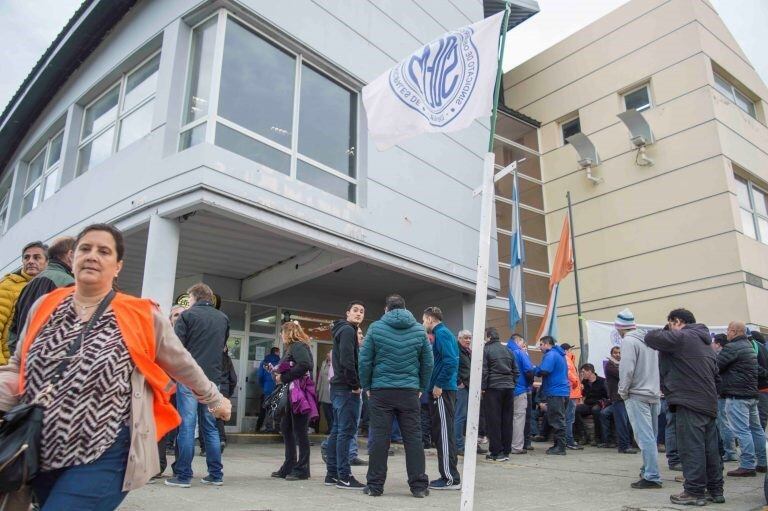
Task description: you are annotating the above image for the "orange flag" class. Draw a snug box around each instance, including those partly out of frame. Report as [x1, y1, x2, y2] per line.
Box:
[535, 216, 573, 341]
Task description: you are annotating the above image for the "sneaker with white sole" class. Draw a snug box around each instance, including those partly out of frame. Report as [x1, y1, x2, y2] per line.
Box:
[336, 475, 365, 490]
[324, 474, 338, 486]
[429, 478, 461, 490]
[164, 477, 191, 488]
[200, 475, 223, 486]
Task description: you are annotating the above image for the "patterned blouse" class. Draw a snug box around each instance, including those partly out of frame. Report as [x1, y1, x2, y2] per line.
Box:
[23, 294, 134, 471]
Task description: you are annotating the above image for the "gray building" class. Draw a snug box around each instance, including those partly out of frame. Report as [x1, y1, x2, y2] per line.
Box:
[0, 0, 537, 431]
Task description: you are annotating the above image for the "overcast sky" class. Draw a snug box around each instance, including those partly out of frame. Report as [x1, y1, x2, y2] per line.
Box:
[0, 0, 766, 114]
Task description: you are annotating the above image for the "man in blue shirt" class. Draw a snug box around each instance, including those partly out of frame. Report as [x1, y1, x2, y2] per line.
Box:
[507, 334, 534, 454]
[423, 306, 460, 490]
[256, 347, 281, 432]
[533, 336, 570, 455]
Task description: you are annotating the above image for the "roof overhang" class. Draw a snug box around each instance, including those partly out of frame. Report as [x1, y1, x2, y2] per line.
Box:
[483, 0, 540, 32]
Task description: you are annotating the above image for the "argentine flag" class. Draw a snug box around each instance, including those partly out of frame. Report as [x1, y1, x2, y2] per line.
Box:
[508, 228, 523, 331]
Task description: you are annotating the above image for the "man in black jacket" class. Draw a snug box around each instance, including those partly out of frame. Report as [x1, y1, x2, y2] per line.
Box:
[455, 330, 472, 453]
[324, 300, 366, 490]
[750, 331, 768, 429]
[577, 363, 608, 446]
[719, 321, 766, 477]
[482, 327, 519, 460]
[167, 283, 230, 488]
[645, 308, 723, 506]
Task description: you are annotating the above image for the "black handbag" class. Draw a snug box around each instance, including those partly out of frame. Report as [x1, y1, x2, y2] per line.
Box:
[0, 290, 114, 493]
[263, 383, 289, 422]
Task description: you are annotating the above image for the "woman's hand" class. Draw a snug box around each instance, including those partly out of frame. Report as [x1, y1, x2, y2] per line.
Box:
[275, 373, 282, 384]
[210, 398, 232, 421]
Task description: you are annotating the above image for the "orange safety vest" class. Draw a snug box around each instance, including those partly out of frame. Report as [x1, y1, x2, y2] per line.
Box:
[18, 287, 180, 440]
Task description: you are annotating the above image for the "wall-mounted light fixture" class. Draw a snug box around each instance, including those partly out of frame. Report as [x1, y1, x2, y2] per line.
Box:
[617, 109, 655, 166]
[566, 133, 603, 185]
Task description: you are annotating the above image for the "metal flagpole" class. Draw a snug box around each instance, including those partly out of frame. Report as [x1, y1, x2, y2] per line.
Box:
[460, 3, 511, 511]
[566, 191, 586, 366]
[515, 167, 528, 340]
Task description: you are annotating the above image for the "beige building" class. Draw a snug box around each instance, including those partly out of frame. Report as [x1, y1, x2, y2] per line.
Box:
[492, 0, 768, 355]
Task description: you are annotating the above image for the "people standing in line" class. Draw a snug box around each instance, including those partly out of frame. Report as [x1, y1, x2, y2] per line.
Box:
[455, 329, 472, 454]
[645, 308, 723, 506]
[272, 322, 315, 481]
[576, 364, 608, 446]
[561, 343, 584, 450]
[534, 336, 570, 455]
[256, 347, 281, 433]
[9, 236, 75, 354]
[166, 283, 230, 488]
[603, 346, 637, 454]
[615, 308, 662, 490]
[506, 333, 533, 454]
[0, 224, 230, 508]
[718, 321, 766, 477]
[712, 334, 737, 463]
[0, 240, 47, 365]
[359, 294, 433, 498]
[482, 327, 519, 461]
[324, 301, 367, 490]
[423, 306, 461, 490]
[750, 331, 768, 429]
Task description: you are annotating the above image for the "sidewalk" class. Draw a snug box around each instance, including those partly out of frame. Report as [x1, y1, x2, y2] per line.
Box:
[121, 441, 767, 511]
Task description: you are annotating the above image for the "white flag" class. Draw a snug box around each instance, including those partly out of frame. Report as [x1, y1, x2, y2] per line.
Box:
[362, 11, 505, 151]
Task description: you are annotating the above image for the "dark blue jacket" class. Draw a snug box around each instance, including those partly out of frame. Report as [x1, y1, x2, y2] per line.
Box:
[429, 323, 459, 391]
[258, 353, 281, 395]
[507, 340, 534, 396]
[534, 345, 570, 398]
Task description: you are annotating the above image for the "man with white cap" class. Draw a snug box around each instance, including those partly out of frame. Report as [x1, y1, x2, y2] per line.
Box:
[616, 308, 663, 490]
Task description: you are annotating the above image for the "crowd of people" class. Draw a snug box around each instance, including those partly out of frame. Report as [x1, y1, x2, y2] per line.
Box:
[1, 228, 767, 508]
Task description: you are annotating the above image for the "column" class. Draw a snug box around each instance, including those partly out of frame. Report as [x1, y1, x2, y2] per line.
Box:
[462, 293, 475, 333]
[141, 214, 180, 314]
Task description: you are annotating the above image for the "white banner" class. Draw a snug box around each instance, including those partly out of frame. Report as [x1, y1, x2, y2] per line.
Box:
[585, 320, 727, 377]
[362, 11, 505, 150]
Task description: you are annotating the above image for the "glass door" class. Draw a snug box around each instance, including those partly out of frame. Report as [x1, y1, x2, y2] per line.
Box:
[225, 331, 245, 432]
[243, 334, 277, 432]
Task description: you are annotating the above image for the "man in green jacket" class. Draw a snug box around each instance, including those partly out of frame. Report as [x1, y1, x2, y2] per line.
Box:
[359, 294, 433, 498]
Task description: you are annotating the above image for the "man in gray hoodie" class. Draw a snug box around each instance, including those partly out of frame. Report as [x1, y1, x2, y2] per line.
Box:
[616, 308, 662, 490]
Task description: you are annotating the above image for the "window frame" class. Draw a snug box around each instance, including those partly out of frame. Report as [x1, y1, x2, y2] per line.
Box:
[560, 116, 580, 146]
[178, 9, 360, 203]
[714, 71, 757, 119]
[735, 173, 768, 244]
[0, 172, 12, 233]
[76, 50, 161, 175]
[21, 129, 64, 216]
[622, 83, 652, 112]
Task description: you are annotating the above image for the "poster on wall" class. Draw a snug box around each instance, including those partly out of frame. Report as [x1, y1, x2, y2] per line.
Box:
[585, 321, 727, 377]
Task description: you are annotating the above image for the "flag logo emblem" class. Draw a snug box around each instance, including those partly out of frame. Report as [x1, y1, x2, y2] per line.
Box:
[388, 25, 480, 128]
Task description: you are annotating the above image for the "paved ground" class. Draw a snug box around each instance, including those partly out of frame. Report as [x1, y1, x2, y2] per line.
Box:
[121, 441, 767, 511]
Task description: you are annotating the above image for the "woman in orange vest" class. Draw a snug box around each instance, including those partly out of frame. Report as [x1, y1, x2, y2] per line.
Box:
[0, 223, 230, 510]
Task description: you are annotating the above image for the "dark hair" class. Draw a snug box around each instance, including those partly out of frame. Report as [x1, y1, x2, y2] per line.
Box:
[539, 335, 556, 346]
[667, 308, 696, 325]
[48, 236, 76, 261]
[485, 327, 500, 341]
[385, 294, 405, 311]
[751, 331, 766, 344]
[22, 241, 47, 259]
[188, 283, 214, 302]
[75, 224, 124, 261]
[423, 306, 443, 322]
[270, 347, 280, 355]
[713, 333, 728, 347]
[510, 333, 524, 342]
[610, 345, 621, 355]
[346, 300, 365, 312]
[580, 363, 596, 373]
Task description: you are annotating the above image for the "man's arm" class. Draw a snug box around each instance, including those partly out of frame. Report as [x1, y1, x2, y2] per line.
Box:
[173, 313, 190, 348]
[618, 340, 637, 400]
[534, 352, 553, 377]
[481, 346, 490, 390]
[432, 329, 458, 389]
[358, 331, 374, 390]
[716, 345, 737, 374]
[644, 328, 681, 353]
[337, 325, 361, 390]
[419, 335, 434, 393]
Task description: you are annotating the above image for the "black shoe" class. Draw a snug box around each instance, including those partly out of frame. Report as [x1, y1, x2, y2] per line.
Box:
[669, 463, 683, 471]
[619, 448, 638, 454]
[285, 473, 309, 481]
[412, 489, 430, 498]
[545, 447, 566, 456]
[363, 485, 382, 497]
[727, 467, 756, 477]
[706, 493, 725, 504]
[670, 492, 706, 506]
[532, 436, 547, 442]
[324, 474, 338, 486]
[350, 457, 368, 466]
[271, 471, 286, 479]
[757, 465, 767, 473]
[566, 443, 584, 450]
[631, 478, 662, 489]
[336, 476, 365, 490]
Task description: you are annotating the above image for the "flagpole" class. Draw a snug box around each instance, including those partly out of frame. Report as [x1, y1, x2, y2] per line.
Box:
[515, 168, 528, 340]
[461, 4, 511, 511]
[566, 191, 586, 366]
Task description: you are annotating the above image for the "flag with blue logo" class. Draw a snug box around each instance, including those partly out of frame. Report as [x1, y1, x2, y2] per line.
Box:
[508, 175, 524, 331]
[362, 11, 506, 150]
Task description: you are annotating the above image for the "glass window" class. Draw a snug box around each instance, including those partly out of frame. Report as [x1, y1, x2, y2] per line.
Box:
[297, 160, 355, 201]
[43, 170, 58, 200]
[118, 99, 154, 150]
[759, 218, 768, 242]
[734, 89, 756, 118]
[48, 132, 63, 167]
[26, 150, 45, 187]
[218, 18, 295, 146]
[561, 117, 580, 145]
[77, 127, 115, 176]
[123, 54, 160, 112]
[82, 86, 119, 140]
[216, 123, 290, 175]
[493, 139, 541, 180]
[499, 267, 549, 305]
[753, 187, 768, 217]
[714, 73, 733, 100]
[21, 128, 65, 216]
[736, 171, 768, 244]
[714, 71, 757, 119]
[184, 18, 217, 125]
[220, 301, 246, 331]
[298, 65, 356, 177]
[21, 187, 40, 216]
[180, 123, 206, 151]
[498, 232, 549, 273]
[624, 85, 651, 112]
[735, 175, 751, 209]
[741, 209, 757, 239]
[0, 175, 11, 230]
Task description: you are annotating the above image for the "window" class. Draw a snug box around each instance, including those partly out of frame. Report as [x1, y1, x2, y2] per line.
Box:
[736, 173, 768, 243]
[180, 12, 359, 202]
[21, 130, 64, 216]
[561, 117, 580, 145]
[0, 173, 12, 232]
[623, 84, 652, 112]
[714, 71, 757, 119]
[77, 53, 160, 175]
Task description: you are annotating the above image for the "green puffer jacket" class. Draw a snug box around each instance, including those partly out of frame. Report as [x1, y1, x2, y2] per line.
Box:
[359, 308, 433, 392]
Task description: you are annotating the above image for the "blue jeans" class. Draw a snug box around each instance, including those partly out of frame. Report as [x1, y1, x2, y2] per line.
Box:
[725, 397, 767, 469]
[31, 426, 130, 510]
[602, 401, 631, 450]
[455, 387, 468, 450]
[173, 383, 223, 482]
[625, 398, 662, 483]
[717, 398, 737, 460]
[665, 406, 680, 466]
[565, 398, 577, 446]
[321, 403, 360, 461]
[325, 389, 361, 480]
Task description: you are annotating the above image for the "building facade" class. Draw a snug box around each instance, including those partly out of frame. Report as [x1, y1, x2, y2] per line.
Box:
[502, 0, 768, 355]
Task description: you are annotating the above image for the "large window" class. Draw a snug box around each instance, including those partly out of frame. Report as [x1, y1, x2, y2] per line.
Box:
[0, 173, 12, 232]
[623, 84, 652, 112]
[180, 12, 358, 202]
[77, 53, 160, 175]
[735, 173, 768, 243]
[714, 71, 757, 119]
[22, 130, 64, 216]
